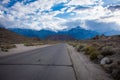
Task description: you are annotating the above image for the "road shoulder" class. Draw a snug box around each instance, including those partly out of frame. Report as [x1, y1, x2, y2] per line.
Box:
[67, 45, 113, 80]
[0, 44, 50, 57]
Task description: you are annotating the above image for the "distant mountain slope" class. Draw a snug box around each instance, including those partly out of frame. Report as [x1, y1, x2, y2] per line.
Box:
[0, 28, 40, 44]
[58, 26, 98, 39]
[9, 28, 56, 39]
[9, 26, 98, 40]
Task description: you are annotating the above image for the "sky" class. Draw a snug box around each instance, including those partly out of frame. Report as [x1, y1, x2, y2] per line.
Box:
[0, 0, 120, 33]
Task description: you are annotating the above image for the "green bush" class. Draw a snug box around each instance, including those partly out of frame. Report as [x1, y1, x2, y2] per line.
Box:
[73, 44, 77, 47]
[37, 43, 44, 45]
[76, 44, 85, 52]
[90, 51, 99, 60]
[1, 48, 8, 52]
[69, 43, 77, 47]
[91, 42, 100, 47]
[24, 42, 45, 46]
[85, 46, 97, 55]
[84, 45, 100, 60]
[0, 44, 16, 52]
[24, 43, 34, 46]
[101, 46, 115, 56]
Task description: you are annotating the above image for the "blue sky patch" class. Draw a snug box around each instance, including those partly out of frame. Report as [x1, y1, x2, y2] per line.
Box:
[75, 5, 90, 10]
[23, 0, 37, 5]
[4, 0, 37, 7]
[55, 12, 76, 19]
[51, 3, 66, 11]
[5, 0, 23, 7]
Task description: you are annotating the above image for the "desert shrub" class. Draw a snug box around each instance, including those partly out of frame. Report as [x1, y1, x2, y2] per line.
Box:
[98, 45, 104, 51]
[24, 42, 45, 46]
[102, 64, 112, 73]
[37, 43, 44, 45]
[80, 47, 86, 52]
[101, 61, 120, 80]
[69, 43, 77, 47]
[101, 46, 115, 56]
[0, 44, 16, 52]
[91, 42, 100, 47]
[32, 43, 43, 46]
[76, 44, 85, 52]
[90, 51, 99, 60]
[107, 43, 115, 47]
[9, 44, 16, 48]
[112, 69, 120, 80]
[73, 44, 77, 47]
[1, 48, 8, 52]
[84, 45, 100, 60]
[85, 46, 97, 55]
[24, 43, 34, 46]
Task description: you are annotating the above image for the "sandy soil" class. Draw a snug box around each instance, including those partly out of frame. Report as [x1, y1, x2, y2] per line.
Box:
[0, 44, 50, 57]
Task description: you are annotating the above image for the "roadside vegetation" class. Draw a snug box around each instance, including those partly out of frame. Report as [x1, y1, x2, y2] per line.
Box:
[68, 39, 120, 80]
[0, 44, 16, 52]
[0, 40, 60, 52]
[24, 42, 45, 46]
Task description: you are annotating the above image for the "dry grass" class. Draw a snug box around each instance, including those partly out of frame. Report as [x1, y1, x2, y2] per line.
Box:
[68, 38, 120, 80]
[0, 44, 16, 52]
[24, 42, 45, 46]
[76, 44, 85, 52]
[101, 46, 115, 56]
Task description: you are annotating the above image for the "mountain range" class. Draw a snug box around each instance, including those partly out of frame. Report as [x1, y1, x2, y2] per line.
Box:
[8, 26, 98, 40]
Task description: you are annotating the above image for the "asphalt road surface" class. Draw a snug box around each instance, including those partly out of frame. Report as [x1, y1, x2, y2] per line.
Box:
[0, 44, 76, 80]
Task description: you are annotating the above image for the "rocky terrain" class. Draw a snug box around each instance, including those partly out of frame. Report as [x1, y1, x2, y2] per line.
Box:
[0, 27, 41, 52]
[69, 35, 120, 80]
[0, 27, 40, 44]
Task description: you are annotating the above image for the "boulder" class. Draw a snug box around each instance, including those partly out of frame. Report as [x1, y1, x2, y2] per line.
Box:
[100, 57, 113, 65]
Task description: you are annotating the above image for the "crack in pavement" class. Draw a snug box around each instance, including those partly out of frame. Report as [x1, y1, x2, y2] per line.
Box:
[0, 64, 73, 67]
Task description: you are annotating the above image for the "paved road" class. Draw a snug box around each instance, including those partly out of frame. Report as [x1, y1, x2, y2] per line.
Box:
[0, 44, 76, 80]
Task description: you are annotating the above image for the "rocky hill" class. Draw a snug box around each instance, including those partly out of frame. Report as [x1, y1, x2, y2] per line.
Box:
[0, 28, 40, 44]
[92, 34, 120, 41]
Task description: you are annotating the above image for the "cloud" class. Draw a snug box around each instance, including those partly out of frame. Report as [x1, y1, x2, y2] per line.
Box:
[67, 0, 95, 6]
[108, 4, 120, 11]
[102, 0, 120, 5]
[0, 0, 68, 30]
[85, 20, 120, 33]
[1, 0, 10, 4]
[98, 9, 120, 26]
[61, 20, 89, 30]
[0, 0, 120, 35]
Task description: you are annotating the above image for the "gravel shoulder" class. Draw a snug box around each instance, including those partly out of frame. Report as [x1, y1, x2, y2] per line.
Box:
[67, 45, 113, 80]
[0, 44, 50, 57]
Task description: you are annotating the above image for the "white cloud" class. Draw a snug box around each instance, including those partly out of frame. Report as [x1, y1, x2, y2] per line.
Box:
[2, 0, 10, 4]
[0, 0, 68, 31]
[97, 10, 120, 30]
[102, 0, 120, 5]
[67, 0, 95, 6]
[71, 5, 109, 20]
[0, 0, 120, 33]
[0, 10, 4, 18]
